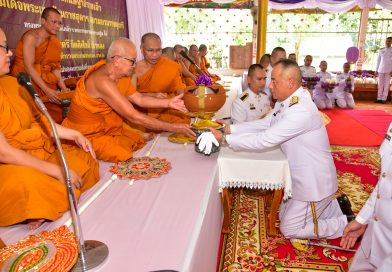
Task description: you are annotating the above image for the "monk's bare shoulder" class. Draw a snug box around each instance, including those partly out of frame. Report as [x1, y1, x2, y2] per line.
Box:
[22, 29, 40, 47]
[85, 66, 116, 99]
[135, 60, 149, 78]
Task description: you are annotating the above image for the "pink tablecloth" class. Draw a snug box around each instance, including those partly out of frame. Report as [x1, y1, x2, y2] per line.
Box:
[0, 134, 222, 272]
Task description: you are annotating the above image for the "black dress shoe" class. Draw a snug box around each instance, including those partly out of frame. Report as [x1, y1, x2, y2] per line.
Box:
[337, 193, 355, 222]
[381, 100, 387, 104]
[375, 100, 382, 103]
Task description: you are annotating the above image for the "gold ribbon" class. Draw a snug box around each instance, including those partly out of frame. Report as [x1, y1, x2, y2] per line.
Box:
[197, 84, 205, 118]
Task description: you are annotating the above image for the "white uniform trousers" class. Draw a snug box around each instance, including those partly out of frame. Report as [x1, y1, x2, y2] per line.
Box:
[349, 246, 377, 272]
[336, 93, 355, 109]
[279, 194, 347, 239]
[377, 73, 391, 101]
[314, 94, 334, 110]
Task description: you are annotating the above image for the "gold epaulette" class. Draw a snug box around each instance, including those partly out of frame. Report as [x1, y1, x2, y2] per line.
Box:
[289, 96, 298, 107]
[240, 92, 249, 101]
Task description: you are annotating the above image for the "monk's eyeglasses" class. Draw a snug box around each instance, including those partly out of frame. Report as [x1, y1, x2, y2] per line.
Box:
[113, 55, 136, 66]
[0, 44, 9, 53]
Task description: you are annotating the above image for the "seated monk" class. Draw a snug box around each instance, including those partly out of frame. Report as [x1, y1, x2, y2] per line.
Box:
[62, 37, 195, 162]
[11, 7, 70, 123]
[198, 44, 221, 82]
[173, 44, 196, 86]
[188, 44, 202, 79]
[135, 33, 191, 124]
[0, 27, 99, 229]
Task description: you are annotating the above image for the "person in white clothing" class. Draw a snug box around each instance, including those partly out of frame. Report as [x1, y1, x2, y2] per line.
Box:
[231, 64, 271, 123]
[334, 62, 355, 109]
[300, 55, 317, 78]
[265, 47, 286, 104]
[375, 37, 392, 104]
[314, 60, 334, 109]
[198, 59, 348, 239]
[340, 122, 392, 271]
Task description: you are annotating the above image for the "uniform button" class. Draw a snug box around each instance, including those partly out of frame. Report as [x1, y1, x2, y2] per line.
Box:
[374, 216, 379, 221]
[382, 172, 387, 178]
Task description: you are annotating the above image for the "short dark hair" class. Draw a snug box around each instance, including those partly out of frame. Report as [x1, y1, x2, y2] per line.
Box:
[173, 44, 183, 51]
[248, 64, 264, 77]
[275, 59, 302, 85]
[199, 44, 207, 51]
[141, 32, 161, 45]
[41, 7, 60, 19]
[387, 37, 392, 40]
[271, 47, 286, 57]
[162, 47, 174, 55]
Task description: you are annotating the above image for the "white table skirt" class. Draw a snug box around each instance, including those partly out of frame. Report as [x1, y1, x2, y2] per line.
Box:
[217, 146, 292, 200]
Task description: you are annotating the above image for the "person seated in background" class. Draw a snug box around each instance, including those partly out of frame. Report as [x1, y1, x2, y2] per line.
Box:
[198, 44, 220, 82]
[188, 44, 202, 78]
[313, 60, 334, 110]
[288, 53, 297, 62]
[340, 122, 392, 271]
[135, 33, 191, 124]
[162, 47, 176, 61]
[0, 27, 99, 229]
[265, 47, 287, 104]
[300, 55, 317, 77]
[259, 53, 271, 68]
[11, 7, 70, 123]
[173, 44, 197, 86]
[334, 62, 355, 109]
[62, 37, 194, 162]
[199, 59, 349, 239]
[231, 64, 271, 123]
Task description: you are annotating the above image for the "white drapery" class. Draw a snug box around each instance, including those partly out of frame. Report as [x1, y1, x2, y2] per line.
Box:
[159, 0, 392, 11]
[125, 0, 166, 60]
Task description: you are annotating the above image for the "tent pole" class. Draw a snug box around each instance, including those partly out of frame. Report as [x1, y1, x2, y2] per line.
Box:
[357, 6, 369, 70]
[256, 0, 268, 62]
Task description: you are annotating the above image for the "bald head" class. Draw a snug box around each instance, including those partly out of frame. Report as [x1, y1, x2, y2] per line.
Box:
[270, 47, 286, 66]
[141, 32, 161, 45]
[107, 37, 136, 60]
[269, 59, 302, 101]
[275, 59, 302, 86]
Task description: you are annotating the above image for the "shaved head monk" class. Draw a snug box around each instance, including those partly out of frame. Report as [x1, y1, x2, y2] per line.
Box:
[135, 33, 191, 124]
[173, 44, 196, 86]
[62, 37, 194, 162]
[11, 7, 69, 123]
[0, 27, 99, 229]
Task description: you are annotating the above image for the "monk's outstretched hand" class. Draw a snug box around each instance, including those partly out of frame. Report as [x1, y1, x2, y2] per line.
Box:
[171, 123, 195, 138]
[340, 220, 366, 249]
[168, 93, 188, 113]
[73, 133, 97, 160]
[69, 169, 83, 189]
[45, 88, 62, 104]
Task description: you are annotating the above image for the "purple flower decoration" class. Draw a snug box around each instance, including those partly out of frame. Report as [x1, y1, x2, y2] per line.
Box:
[195, 74, 212, 86]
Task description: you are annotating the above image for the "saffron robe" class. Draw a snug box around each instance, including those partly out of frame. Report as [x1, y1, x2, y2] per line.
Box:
[11, 35, 65, 123]
[137, 57, 190, 124]
[62, 60, 145, 162]
[0, 75, 99, 227]
[199, 56, 221, 82]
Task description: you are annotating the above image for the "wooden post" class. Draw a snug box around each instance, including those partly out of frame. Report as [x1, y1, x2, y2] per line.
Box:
[356, 7, 369, 70]
[256, 0, 268, 62]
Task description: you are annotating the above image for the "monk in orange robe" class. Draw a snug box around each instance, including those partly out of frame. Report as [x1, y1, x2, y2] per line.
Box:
[11, 7, 69, 123]
[198, 44, 221, 82]
[135, 33, 191, 124]
[0, 28, 99, 229]
[173, 44, 196, 86]
[62, 37, 194, 162]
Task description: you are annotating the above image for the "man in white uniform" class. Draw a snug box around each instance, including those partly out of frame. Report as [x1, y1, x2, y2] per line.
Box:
[340, 122, 392, 271]
[314, 60, 334, 109]
[375, 37, 392, 104]
[198, 59, 348, 239]
[231, 64, 271, 123]
[265, 47, 286, 104]
[300, 55, 317, 78]
[334, 62, 355, 109]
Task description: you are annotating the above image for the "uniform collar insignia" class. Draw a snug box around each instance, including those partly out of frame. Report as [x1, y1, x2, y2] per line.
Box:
[289, 96, 299, 107]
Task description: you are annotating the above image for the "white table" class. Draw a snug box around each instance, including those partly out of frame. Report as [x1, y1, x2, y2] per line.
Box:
[217, 146, 292, 235]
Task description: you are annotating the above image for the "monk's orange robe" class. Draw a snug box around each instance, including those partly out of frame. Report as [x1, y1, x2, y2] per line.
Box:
[0, 75, 99, 227]
[11, 35, 64, 123]
[137, 57, 190, 124]
[62, 60, 145, 162]
[200, 56, 221, 82]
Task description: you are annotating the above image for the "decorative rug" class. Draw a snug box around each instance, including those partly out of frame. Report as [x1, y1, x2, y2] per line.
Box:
[218, 146, 380, 272]
[321, 109, 385, 146]
[110, 156, 171, 179]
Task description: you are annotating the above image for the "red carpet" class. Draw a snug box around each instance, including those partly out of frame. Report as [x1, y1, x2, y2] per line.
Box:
[344, 109, 392, 137]
[321, 109, 386, 146]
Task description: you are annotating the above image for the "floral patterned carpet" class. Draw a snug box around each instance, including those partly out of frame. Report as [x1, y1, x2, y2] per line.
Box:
[218, 146, 380, 272]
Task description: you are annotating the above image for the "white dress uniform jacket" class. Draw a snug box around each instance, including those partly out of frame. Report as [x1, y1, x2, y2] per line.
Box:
[349, 122, 392, 271]
[314, 71, 333, 109]
[263, 64, 273, 102]
[334, 72, 355, 108]
[376, 47, 392, 74]
[300, 65, 317, 78]
[227, 87, 338, 202]
[231, 88, 271, 124]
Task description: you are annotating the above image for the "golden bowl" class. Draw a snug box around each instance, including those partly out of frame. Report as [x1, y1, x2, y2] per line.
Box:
[183, 85, 226, 113]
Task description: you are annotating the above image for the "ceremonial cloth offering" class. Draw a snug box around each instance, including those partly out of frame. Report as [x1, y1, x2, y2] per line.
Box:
[0, 226, 78, 271]
[111, 157, 171, 179]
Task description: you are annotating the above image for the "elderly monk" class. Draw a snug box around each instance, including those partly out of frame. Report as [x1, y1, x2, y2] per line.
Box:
[199, 44, 220, 82]
[135, 33, 190, 124]
[173, 44, 196, 86]
[62, 37, 194, 162]
[188, 44, 202, 78]
[11, 7, 69, 123]
[0, 28, 99, 229]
